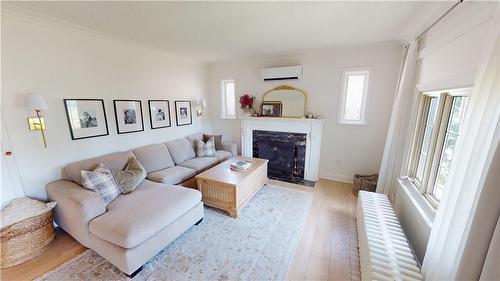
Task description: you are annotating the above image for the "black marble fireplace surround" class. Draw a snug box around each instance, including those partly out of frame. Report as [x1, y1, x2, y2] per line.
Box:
[252, 130, 314, 186]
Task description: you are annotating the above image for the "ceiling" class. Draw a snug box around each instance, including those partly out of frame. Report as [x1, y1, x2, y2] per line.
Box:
[9, 1, 446, 62]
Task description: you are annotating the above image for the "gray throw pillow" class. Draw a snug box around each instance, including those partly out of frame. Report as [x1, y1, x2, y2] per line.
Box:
[113, 157, 147, 194]
[81, 163, 121, 204]
[196, 137, 216, 157]
[203, 134, 223, 150]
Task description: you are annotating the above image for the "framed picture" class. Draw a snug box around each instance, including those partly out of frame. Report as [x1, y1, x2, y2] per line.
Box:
[148, 100, 171, 129]
[260, 101, 283, 117]
[63, 99, 109, 140]
[113, 100, 144, 134]
[175, 100, 192, 126]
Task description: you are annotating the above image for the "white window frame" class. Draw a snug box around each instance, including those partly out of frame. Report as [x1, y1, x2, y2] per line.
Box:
[221, 79, 236, 119]
[338, 68, 370, 125]
[406, 88, 471, 207]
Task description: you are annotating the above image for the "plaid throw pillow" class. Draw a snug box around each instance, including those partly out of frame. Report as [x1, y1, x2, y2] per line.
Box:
[203, 134, 223, 150]
[81, 163, 121, 204]
[195, 137, 216, 157]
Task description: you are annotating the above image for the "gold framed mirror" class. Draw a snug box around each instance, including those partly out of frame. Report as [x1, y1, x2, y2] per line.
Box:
[261, 85, 307, 118]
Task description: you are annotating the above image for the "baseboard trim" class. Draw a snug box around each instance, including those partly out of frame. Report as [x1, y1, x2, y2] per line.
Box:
[319, 174, 353, 184]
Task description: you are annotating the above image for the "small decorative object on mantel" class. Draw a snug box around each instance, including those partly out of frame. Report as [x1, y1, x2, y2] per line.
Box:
[0, 198, 56, 268]
[260, 101, 282, 117]
[352, 174, 378, 195]
[239, 94, 255, 116]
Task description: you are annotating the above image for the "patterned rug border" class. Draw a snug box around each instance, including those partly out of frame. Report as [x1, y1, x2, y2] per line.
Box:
[37, 184, 313, 280]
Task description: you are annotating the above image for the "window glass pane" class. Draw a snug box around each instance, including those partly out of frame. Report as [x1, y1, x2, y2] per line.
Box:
[343, 74, 366, 121]
[223, 81, 235, 118]
[415, 97, 438, 182]
[433, 96, 468, 200]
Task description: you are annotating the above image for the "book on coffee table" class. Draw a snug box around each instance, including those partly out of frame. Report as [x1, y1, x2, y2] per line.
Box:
[230, 160, 252, 170]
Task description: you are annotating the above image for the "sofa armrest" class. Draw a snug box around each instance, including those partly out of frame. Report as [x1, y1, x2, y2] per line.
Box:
[221, 142, 238, 156]
[46, 180, 106, 247]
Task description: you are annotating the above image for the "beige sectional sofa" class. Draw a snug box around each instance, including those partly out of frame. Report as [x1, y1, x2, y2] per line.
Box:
[46, 133, 236, 276]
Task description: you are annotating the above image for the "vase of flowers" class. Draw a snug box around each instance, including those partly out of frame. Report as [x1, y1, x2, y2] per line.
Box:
[239, 94, 255, 116]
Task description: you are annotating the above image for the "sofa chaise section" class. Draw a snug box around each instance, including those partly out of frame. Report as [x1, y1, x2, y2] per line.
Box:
[88, 180, 204, 274]
[47, 150, 204, 275]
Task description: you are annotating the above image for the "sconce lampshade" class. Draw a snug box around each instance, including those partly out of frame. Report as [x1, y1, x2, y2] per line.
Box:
[25, 94, 48, 111]
[200, 98, 207, 107]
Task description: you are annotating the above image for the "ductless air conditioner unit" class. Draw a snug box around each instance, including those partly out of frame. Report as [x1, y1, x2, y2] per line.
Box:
[261, 65, 302, 81]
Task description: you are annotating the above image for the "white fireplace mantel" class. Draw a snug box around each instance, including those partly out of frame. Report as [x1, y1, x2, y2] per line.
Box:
[240, 116, 325, 181]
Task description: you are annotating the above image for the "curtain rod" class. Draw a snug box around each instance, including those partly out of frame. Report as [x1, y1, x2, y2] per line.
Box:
[417, 0, 464, 40]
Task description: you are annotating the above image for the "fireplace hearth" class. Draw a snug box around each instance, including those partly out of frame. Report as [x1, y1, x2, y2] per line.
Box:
[252, 130, 314, 186]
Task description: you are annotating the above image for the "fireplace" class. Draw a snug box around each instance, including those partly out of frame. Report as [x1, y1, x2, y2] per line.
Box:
[240, 117, 325, 184]
[252, 130, 314, 186]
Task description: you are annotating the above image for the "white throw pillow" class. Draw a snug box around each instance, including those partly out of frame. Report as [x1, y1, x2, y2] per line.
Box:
[195, 137, 216, 157]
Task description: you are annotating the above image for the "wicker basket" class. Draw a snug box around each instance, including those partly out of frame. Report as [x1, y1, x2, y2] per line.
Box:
[0, 198, 56, 268]
[353, 174, 378, 195]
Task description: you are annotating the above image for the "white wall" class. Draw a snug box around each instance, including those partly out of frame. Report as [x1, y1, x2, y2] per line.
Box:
[395, 1, 497, 263]
[1, 10, 207, 201]
[205, 42, 402, 182]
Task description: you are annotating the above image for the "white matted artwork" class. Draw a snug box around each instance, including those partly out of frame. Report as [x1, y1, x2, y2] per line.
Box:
[148, 100, 171, 129]
[113, 100, 144, 134]
[63, 99, 109, 140]
[175, 100, 192, 126]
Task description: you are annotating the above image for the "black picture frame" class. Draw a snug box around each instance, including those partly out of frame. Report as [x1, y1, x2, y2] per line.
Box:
[148, 100, 171, 129]
[175, 100, 193, 126]
[113, 100, 144, 134]
[63, 98, 109, 140]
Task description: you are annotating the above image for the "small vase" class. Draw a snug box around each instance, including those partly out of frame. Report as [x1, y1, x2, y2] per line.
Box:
[242, 108, 253, 117]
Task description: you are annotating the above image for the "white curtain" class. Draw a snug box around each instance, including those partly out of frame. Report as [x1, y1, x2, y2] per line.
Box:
[376, 40, 418, 200]
[422, 9, 500, 279]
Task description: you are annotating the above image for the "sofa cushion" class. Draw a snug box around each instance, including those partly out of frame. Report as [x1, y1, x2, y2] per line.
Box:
[133, 144, 174, 173]
[146, 166, 196, 185]
[64, 151, 135, 185]
[81, 163, 121, 205]
[113, 157, 147, 194]
[88, 180, 202, 249]
[215, 150, 232, 163]
[204, 134, 223, 150]
[178, 157, 218, 173]
[185, 133, 203, 149]
[195, 137, 216, 157]
[166, 138, 196, 164]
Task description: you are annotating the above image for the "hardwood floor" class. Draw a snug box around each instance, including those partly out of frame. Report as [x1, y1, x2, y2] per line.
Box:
[1, 179, 360, 281]
[283, 179, 361, 281]
[1, 227, 87, 281]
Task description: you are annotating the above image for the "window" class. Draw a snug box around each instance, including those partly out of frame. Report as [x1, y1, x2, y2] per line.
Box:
[407, 88, 470, 205]
[339, 69, 370, 124]
[221, 80, 235, 119]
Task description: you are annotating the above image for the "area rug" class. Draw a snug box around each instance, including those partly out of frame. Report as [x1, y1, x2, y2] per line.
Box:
[36, 185, 313, 281]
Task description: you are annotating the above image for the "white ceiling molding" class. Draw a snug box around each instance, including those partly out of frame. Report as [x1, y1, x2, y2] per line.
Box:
[8, 1, 450, 62]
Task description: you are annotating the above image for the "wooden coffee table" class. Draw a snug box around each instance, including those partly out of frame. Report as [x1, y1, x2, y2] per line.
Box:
[195, 156, 268, 218]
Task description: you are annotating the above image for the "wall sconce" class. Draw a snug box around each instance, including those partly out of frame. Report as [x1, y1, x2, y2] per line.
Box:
[25, 94, 48, 148]
[197, 98, 207, 117]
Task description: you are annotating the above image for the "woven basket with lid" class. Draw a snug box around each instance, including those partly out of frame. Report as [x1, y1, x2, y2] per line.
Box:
[0, 198, 56, 268]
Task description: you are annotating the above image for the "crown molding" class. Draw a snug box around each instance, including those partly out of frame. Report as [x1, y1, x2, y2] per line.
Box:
[1, 3, 199, 62]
